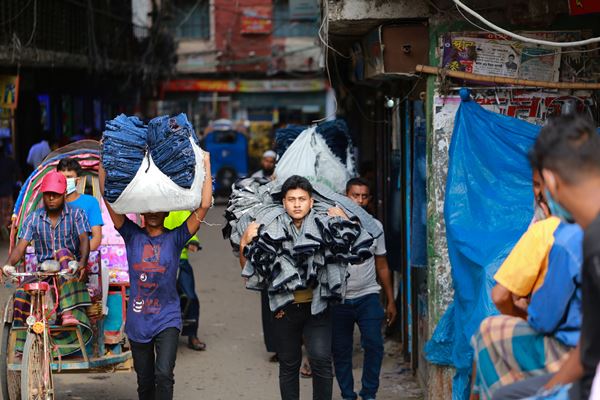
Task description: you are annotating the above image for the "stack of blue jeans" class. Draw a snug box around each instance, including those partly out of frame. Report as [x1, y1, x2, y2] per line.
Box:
[102, 114, 147, 202]
[147, 114, 199, 189]
[102, 113, 201, 203]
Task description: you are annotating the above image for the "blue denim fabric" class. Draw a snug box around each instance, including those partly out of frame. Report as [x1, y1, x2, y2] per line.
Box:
[177, 259, 199, 338]
[332, 294, 385, 400]
[102, 114, 148, 202]
[130, 327, 180, 400]
[102, 113, 202, 202]
[274, 120, 351, 164]
[273, 303, 333, 400]
[148, 114, 199, 189]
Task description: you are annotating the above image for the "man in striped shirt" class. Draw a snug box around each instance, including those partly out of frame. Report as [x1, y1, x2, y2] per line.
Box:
[4, 171, 92, 327]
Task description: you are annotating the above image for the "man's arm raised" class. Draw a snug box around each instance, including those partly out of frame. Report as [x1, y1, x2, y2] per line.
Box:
[186, 152, 213, 236]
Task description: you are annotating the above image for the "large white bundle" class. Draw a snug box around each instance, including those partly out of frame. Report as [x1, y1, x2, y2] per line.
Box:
[109, 137, 206, 213]
[274, 126, 351, 193]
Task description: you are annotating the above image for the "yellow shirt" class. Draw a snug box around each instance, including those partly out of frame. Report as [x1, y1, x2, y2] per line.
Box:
[163, 211, 199, 260]
[494, 216, 561, 297]
[293, 289, 313, 304]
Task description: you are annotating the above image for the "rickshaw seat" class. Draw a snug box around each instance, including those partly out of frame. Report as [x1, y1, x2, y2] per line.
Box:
[24, 281, 50, 293]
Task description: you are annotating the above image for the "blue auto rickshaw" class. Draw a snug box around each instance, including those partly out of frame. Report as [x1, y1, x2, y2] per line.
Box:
[202, 120, 249, 196]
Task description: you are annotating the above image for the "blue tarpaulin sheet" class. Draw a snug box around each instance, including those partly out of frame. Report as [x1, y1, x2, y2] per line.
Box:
[425, 90, 541, 399]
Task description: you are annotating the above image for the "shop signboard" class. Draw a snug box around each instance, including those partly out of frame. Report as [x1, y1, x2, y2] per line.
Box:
[569, 0, 600, 15]
[162, 79, 238, 93]
[240, 6, 272, 34]
[0, 75, 19, 109]
[162, 79, 327, 94]
[238, 79, 326, 93]
[442, 33, 561, 82]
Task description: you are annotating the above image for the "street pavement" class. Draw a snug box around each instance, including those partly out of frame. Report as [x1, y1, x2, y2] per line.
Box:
[0, 205, 422, 399]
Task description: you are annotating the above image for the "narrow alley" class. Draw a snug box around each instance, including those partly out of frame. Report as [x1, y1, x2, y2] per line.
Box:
[0, 205, 422, 400]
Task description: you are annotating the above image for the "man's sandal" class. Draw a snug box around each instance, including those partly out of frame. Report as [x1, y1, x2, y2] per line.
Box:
[188, 337, 207, 351]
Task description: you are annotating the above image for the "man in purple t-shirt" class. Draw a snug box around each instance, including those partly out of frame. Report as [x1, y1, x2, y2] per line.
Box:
[99, 154, 212, 400]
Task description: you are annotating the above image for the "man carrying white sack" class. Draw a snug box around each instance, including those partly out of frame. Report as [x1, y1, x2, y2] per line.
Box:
[98, 152, 213, 400]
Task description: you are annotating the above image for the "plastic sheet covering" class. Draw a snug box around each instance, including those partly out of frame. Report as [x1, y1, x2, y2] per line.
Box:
[425, 89, 540, 399]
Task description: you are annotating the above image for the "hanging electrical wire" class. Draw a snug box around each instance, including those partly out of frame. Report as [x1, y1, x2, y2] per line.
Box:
[453, 0, 600, 47]
[454, 3, 600, 58]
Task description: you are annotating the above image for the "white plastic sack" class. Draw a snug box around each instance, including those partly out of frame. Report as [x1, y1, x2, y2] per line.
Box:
[274, 126, 351, 193]
[109, 137, 206, 214]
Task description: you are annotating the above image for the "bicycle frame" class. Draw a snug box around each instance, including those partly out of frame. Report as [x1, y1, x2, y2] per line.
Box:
[9, 269, 72, 399]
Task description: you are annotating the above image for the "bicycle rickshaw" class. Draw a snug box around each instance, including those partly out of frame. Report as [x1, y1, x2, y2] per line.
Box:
[1, 140, 133, 400]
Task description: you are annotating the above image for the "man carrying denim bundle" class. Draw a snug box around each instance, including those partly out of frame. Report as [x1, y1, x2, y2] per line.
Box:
[99, 151, 213, 400]
[239, 175, 334, 400]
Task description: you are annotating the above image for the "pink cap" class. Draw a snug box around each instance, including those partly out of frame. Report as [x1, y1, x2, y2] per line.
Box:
[40, 171, 67, 194]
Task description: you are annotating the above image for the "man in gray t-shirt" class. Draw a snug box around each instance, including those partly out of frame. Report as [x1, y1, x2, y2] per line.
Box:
[331, 178, 397, 400]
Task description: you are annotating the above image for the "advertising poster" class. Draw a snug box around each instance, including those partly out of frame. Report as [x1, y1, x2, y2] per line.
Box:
[241, 6, 272, 34]
[0, 75, 19, 109]
[442, 33, 561, 82]
[434, 91, 592, 125]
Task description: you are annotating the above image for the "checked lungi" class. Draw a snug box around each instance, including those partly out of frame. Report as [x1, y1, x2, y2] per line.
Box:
[13, 276, 93, 357]
[472, 315, 571, 400]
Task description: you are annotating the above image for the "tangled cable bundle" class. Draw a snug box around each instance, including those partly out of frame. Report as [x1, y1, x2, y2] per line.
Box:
[223, 178, 383, 314]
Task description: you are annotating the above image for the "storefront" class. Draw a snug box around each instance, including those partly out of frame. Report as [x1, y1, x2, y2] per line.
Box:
[159, 78, 330, 169]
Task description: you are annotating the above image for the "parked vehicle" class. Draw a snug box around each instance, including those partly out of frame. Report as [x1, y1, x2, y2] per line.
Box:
[202, 119, 249, 196]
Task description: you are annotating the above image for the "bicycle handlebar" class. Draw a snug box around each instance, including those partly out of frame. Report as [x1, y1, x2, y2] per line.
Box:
[6, 269, 74, 279]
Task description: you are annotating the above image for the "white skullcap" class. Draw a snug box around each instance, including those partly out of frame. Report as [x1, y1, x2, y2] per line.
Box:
[263, 150, 277, 159]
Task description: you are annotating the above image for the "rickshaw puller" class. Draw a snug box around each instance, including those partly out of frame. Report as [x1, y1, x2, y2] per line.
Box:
[3, 171, 92, 328]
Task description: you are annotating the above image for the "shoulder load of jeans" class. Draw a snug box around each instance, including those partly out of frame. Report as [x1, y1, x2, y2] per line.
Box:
[223, 179, 383, 315]
[102, 113, 206, 214]
[273, 120, 357, 194]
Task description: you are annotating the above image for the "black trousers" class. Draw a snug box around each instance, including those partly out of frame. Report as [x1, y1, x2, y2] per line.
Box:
[273, 303, 333, 400]
[261, 289, 277, 353]
[130, 327, 180, 400]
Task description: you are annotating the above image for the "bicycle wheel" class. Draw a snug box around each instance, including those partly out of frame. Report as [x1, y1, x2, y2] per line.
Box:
[1, 294, 20, 400]
[21, 332, 53, 400]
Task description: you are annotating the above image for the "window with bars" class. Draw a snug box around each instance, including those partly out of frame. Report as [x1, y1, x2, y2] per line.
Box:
[167, 0, 210, 39]
[273, 0, 319, 38]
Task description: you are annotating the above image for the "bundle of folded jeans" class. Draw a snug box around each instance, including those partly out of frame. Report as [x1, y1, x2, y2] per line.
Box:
[102, 114, 148, 202]
[274, 120, 352, 164]
[224, 178, 383, 314]
[274, 125, 304, 159]
[147, 114, 200, 189]
[102, 113, 201, 203]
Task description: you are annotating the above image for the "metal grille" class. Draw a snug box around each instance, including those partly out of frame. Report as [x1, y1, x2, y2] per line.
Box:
[0, 0, 149, 63]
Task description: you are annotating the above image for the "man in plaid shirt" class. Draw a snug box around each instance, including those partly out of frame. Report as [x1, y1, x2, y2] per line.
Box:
[4, 171, 92, 330]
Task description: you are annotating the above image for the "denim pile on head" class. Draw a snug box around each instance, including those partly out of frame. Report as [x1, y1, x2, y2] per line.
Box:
[102, 113, 200, 202]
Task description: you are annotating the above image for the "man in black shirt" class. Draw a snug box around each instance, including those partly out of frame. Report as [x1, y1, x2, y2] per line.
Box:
[523, 114, 600, 399]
